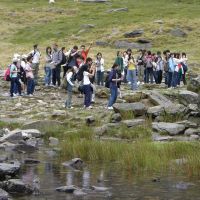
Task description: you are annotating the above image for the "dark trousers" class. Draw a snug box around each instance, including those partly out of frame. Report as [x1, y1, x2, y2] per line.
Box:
[63, 65, 68, 78]
[108, 85, 118, 107]
[123, 66, 128, 83]
[52, 65, 61, 86]
[145, 68, 153, 83]
[27, 78, 35, 95]
[96, 71, 104, 86]
[168, 72, 173, 88]
[182, 72, 187, 85]
[83, 84, 92, 107]
[156, 70, 163, 84]
[10, 77, 21, 97]
[172, 71, 178, 87]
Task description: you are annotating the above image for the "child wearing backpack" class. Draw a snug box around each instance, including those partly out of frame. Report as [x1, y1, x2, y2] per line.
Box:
[65, 67, 75, 109]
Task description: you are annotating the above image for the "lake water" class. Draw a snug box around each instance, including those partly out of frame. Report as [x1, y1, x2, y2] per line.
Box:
[5, 144, 200, 200]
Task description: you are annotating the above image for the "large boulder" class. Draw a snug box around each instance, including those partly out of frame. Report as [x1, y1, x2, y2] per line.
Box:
[179, 90, 199, 106]
[152, 122, 186, 136]
[187, 76, 200, 94]
[147, 106, 165, 118]
[114, 40, 151, 49]
[0, 129, 23, 144]
[121, 119, 145, 128]
[1, 179, 33, 195]
[0, 188, 9, 200]
[0, 161, 21, 179]
[184, 128, 200, 136]
[164, 104, 187, 116]
[113, 103, 147, 117]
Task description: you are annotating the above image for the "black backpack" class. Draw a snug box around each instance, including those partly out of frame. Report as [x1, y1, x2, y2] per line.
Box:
[76, 64, 88, 82]
[105, 72, 110, 88]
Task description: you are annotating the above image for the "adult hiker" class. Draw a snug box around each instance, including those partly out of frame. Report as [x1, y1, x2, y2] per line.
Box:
[29, 44, 41, 85]
[80, 43, 93, 63]
[52, 43, 63, 87]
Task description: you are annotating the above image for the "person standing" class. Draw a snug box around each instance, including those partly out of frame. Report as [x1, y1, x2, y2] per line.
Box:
[107, 63, 121, 110]
[25, 55, 35, 96]
[10, 58, 21, 97]
[44, 46, 53, 86]
[29, 44, 41, 85]
[115, 51, 124, 73]
[80, 43, 92, 63]
[82, 57, 94, 109]
[95, 52, 104, 86]
[52, 43, 63, 87]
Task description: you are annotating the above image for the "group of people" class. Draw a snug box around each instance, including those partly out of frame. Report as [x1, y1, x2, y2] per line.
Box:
[5, 43, 188, 110]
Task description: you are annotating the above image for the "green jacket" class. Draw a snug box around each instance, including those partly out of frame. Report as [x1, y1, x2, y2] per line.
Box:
[115, 56, 124, 72]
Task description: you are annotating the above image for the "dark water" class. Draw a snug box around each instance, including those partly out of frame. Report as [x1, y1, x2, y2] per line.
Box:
[4, 144, 200, 200]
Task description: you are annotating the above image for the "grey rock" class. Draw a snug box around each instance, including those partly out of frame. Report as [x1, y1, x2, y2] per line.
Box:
[62, 158, 84, 170]
[22, 120, 64, 132]
[152, 134, 173, 142]
[52, 110, 66, 118]
[124, 30, 144, 38]
[137, 39, 151, 44]
[0, 156, 8, 163]
[184, 128, 200, 136]
[21, 129, 43, 138]
[113, 102, 147, 116]
[1, 179, 33, 195]
[14, 139, 38, 152]
[0, 129, 23, 144]
[49, 137, 59, 146]
[170, 28, 187, 37]
[111, 113, 122, 123]
[56, 185, 79, 193]
[95, 41, 109, 47]
[177, 120, 198, 129]
[107, 7, 128, 13]
[145, 90, 172, 106]
[0, 161, 21, 178]
[179, 90, 199, 106]
[187, 75, 200, 94]
[152, 122, 185, 136]
[154, 20, 164, 24]
[85, 116, 95, 125]
[164, 104, 187, 116]
[94, 125, 108, 136]
[190, 134, 199, 141]
[81, 24, 95, 29]
[114, 40, 151, 49]
[0, 188, 9, 200]
[147, 106, 164, 118]
[121, 119, 145, 128]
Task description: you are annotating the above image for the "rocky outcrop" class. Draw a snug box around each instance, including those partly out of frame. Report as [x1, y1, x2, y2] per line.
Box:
[121, 119, 145, 128]
[179, 90, 199, 106]
[124, 30, 144, 38]
[187, 76, 200, 94]
[0, 179, 33, 195]
[147, 106, 165, 118]
[170, 28, 187, 37]
[113, 102, 147, 116]
[0, 188, 9, 200]
[152, 122, 186, 136]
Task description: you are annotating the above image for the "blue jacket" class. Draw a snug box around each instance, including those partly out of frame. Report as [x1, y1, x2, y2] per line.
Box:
[168, 58, 175, 72]
[109, 69, 117, 88]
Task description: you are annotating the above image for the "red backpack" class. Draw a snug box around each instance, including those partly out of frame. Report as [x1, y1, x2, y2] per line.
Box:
[4, 65, 11, 81]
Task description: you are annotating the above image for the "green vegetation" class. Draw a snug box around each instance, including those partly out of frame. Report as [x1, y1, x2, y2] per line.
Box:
[0, 121, 22, 130]
[0, 0, 200, 71]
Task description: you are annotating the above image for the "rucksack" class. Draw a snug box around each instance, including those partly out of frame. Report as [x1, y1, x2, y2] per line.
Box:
[105, 72, 110, 88]
[4, 66, 11, 81]
[60, 51, 67, 65]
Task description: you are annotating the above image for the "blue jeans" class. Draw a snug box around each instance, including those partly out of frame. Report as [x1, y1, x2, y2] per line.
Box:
[96, 71, 104, 86]
[44, 66, 52, 85]
[52, 65, 61, 86]
[108, 85, 118, 107]
[172, 71, 179, 87]
[168, 72, 173, 88]
[27, 78, 35, 95]
[145, 67, 153, 83]
[128, 69, 137, 90]
[10, 77, 21, 97]
[83, 84, 92, 107]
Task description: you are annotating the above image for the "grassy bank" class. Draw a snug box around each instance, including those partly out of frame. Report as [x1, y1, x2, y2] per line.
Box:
[0, 0, 200, 71]
[43, 124, 200, 177]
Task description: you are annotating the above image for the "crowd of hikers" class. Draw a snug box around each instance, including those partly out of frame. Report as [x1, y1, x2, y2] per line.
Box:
[4, 43, 188, 110]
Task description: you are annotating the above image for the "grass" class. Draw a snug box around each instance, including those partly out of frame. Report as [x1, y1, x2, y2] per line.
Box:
[0, 121, 22, 130]
[0, 0, 200, 71]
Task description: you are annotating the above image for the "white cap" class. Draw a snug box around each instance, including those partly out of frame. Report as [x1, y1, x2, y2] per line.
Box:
[13, 53, 21, 58]
[12, 57, 18, 62]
